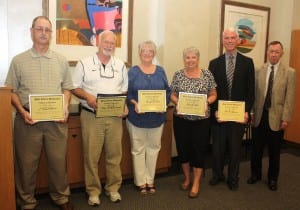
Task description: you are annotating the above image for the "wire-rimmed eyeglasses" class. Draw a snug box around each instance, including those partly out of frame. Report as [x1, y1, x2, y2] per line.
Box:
[33, 27, 52, 33]
[99, 64, 115, 79]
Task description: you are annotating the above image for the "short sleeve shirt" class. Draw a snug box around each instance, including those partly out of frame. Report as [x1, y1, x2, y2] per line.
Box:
[5, 48, 74, 108]
[72, 54, 128, 109]
[170, 69, 217, 120]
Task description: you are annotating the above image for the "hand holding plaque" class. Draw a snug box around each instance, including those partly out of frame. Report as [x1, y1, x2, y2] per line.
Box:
[138, 90, 166, 112]
[96, 94, 127, 117]
[218, 100, 245, 122]
[29, 94, 65, 121]
[177, 92, 207, 116]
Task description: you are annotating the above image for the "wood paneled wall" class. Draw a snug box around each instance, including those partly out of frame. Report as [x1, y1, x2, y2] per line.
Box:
[284, 30, 300, 143]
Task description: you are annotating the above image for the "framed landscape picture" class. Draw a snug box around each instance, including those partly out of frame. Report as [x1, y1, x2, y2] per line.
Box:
[220, 0, 270, 65]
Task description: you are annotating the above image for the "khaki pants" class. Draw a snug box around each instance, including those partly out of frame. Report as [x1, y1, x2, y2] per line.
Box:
[80, 109, 123, 196]
[14, 113, 70, 210]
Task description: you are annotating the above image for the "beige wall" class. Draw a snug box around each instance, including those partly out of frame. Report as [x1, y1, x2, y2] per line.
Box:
[1, 0, 41, 85]
[132, 0, 222, 81]
[1, 0, 299, 84]
[292, 0, 300, 29]
[132, 0, 297, 82]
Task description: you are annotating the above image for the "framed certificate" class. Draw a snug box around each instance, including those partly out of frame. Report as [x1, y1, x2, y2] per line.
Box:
[218, 100, 245, 122]
[138, 90, 166, 112]
[178, 92, 207, 116]
[96, 94, 127, 117]
[29, 94, 64, 121]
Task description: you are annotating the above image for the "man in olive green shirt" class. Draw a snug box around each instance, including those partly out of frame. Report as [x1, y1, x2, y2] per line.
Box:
[5, 16, 74, 210]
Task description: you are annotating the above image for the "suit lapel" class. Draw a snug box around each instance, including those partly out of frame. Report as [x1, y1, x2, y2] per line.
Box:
[260, 64, 268, 93]
[274, 63, 284, 86]
[231, 53, 243, 88]
[220, 54, 226, 76]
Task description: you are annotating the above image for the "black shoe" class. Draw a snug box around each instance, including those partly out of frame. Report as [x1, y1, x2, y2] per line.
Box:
[209, 176, 225, 186]
[247, 176, 261, 184]
[227, 181, 239, 191]
[268, 180, 277, 191]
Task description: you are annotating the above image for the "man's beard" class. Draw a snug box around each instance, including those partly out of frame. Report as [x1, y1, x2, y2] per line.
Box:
[102, 48, 113, 56]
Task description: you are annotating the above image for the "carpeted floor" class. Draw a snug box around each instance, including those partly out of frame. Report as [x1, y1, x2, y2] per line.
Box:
[35, 150, 300, 210]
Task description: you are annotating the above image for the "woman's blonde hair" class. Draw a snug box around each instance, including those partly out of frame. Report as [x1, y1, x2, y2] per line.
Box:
[183, 47, 200, 58]
[138, 40, 157, 55]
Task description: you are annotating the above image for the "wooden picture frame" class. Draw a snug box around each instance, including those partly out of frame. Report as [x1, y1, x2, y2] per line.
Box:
[220, 0, 270, 65]
[42, 0, 133, 67]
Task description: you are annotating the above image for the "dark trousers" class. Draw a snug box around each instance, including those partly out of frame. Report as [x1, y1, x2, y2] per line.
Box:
[173, 115, 210, 168]
[250, 109, 283, 181]
[211, 122, 245, 183]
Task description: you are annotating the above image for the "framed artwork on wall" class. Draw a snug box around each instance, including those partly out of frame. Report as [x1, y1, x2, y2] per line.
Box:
[220, 0, 270, 65]
[42, 0, 133, 67]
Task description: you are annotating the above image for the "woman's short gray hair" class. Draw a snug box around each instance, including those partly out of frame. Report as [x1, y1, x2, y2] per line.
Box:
[183, 47, 200, 58]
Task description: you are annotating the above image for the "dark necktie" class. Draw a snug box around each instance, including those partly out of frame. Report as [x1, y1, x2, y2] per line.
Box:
[264, 65, 274, 109]
[227, 55, 235, 99]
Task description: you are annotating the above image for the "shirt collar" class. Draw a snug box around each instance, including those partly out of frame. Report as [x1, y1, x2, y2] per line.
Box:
[225, 51, 237, 59]
[268, 62, 280, 73]
[30, 47, 52, 58]
[94, 54, 114, 66]
[268, 62, 279, 68]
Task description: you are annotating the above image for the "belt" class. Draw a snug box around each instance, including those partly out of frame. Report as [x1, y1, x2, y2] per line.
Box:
[81, 106, 96, 114]
[23, 106, 30, 112]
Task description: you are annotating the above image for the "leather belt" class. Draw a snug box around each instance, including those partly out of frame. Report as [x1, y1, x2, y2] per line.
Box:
[23, 106, 30, 112]
[81, 106, 96, 114]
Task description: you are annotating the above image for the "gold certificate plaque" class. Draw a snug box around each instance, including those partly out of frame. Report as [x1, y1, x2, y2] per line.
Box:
[138, 90, 166, 112]
[218, 100, 245, 122]
[29, 94, 64, 121]
[178, 92, 207, 116]
[96, 94, 126, 117]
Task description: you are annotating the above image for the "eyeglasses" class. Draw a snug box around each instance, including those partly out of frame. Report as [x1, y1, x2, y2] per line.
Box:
[99, 64, 115, 79]
[103, 40, 116, 46]
[33, 27, 52, 33]
[141, 49, 154, 55]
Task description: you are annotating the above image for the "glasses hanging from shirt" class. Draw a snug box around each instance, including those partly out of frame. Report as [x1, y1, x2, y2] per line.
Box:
[99, 63, 115, 79]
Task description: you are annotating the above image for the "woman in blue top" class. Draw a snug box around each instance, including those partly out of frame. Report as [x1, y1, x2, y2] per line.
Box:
[126, 40, 170, 195]
[170, 47, 217, 198]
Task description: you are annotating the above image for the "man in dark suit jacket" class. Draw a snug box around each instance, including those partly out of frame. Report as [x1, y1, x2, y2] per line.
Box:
[247, 41, 296, 191]
[208, 27, 255, 191]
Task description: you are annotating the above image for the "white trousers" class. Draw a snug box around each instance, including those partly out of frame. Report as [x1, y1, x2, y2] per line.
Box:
[126, 120, 164, 186]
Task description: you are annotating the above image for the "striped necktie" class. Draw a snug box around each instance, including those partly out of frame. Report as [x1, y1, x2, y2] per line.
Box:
[227, 55, 235, 99]
[264, 65, 274, 109]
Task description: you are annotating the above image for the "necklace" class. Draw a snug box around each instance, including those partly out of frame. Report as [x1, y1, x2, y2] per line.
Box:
[184, 68, 201, 78]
